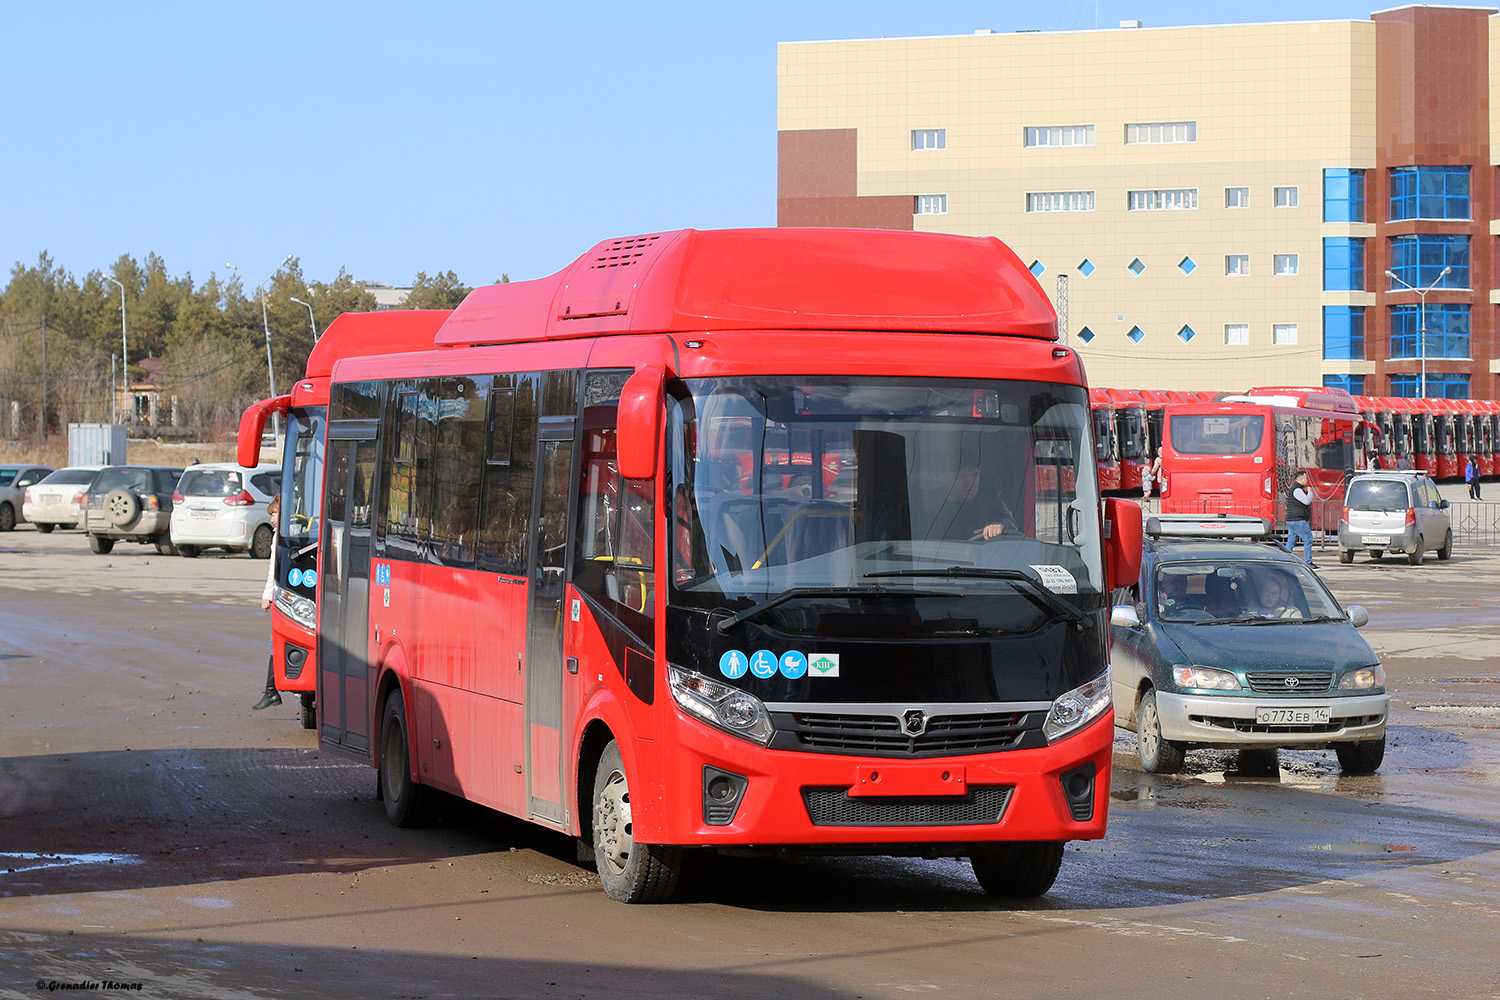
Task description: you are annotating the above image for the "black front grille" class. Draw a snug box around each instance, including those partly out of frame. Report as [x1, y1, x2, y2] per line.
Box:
[773, 711, 1041, 758]
[802, 785, 1012, 827]
[1245, 671, 1334, 694]
[1191, 713, 1383, 735]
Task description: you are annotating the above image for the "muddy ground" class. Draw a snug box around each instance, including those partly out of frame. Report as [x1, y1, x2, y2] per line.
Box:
[1, 518, 1497, 1000]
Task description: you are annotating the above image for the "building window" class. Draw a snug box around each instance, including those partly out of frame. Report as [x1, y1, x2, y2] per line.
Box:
[1126, 326, 1145, 344]
[1225, 323, 1249, 346]
[1225, 255, 1249, 276]
[1324, 168, 1366, 223]
[1026, 191, 1095, 212]
[1274, 186, 1299, 208]
[1225, 187, 1249, 208]
[1128, 189, 1198, 211]
[1177, 324, 1196, 343]
[1274, 254, 1299, 276]
[1390, 373, 1470, 398]
[1322, 306, 1366, 361]
[1029, 260, 1046, 277]
[1389, 304, 1470, 359]
[1024, 125, 1094, 147]
[1388, 235, 1469, 290]
[1077, 326, 1096, 344]
[1128, 258, 1147, 277]
[1324, 374, 1366, 394]
[1273, 323, 1298, 345]
[1178, 256, 1196, 275]
[1078, 259, 1096, 277]
[914, 194, 947, 215]
[1389, 166, 1470, 221]
[911, 129, 946, 151]
[1124, 121, 1196, 144]
[1323, 237, 1365, 291]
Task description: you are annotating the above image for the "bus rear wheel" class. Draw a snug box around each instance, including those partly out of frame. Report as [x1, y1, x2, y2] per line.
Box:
[379, 689, 430, 827]
[970, 841, 1065, 897]
[592, 740, 681, 903]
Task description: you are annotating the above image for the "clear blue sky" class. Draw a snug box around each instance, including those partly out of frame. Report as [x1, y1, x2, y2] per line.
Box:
[3, 0, 1380, 289]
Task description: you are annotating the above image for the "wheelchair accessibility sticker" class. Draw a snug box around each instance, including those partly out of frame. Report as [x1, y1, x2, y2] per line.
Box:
[289, 568, 318, 588]
[749, 649, 779, 679]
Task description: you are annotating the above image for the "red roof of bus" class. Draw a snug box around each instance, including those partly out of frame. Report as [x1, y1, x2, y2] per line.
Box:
[433, 228, 1057, 347]
[301, 309, 453, 382]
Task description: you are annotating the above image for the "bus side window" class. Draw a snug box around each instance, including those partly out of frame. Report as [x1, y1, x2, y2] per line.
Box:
[477, 375, 537, 577]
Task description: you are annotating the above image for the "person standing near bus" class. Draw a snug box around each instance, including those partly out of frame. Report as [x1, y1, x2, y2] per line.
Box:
[1284, 469, 1316, 568]
[254, 494, 283, 710]
[1143, 447, 1163, 502]
[1466, 455, 1482, 500]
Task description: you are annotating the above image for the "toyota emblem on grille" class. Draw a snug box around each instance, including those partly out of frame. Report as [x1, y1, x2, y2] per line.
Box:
[1284, 676, 1301, 689]
[902, 709, 928, 736]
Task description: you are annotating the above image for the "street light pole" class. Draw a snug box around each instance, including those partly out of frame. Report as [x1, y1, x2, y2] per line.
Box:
[103, 275, 127, 425]
[289, 295, 319, 343]
[1384, 265, 1451, 398]
[227, 254, 294, 438]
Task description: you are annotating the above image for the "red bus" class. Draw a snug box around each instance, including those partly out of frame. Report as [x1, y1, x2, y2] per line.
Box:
[296, 228, 1142, 902]
[1089, 388, 1121, 491]
[1160, 386, 1357, 530]
[237, 309, 451, 727]
[1099, 388, 1150, 492]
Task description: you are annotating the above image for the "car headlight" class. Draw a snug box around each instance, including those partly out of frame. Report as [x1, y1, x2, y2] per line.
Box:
[667, 665, 774, 745]
[1172, 664, 1242, 691]
[1043, 671, 1111, 743]
[272, 585, 317, 631]
[1338, 664, 1386, 690]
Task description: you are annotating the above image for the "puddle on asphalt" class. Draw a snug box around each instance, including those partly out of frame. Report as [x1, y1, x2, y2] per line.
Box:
[1413, 705, 1500, 717]
[0, 852, 139, 873]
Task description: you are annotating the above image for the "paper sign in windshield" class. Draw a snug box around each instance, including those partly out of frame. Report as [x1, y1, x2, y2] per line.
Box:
[1029, 564, 1077, 594]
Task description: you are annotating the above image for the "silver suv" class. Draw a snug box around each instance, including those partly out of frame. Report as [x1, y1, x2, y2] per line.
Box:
[1338, 472, 1451, 565]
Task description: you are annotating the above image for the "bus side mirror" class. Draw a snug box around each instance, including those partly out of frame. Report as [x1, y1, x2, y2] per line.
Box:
[617, 365, 666, 480]
[237, 395, 290, 468]
[1103, 497, 1144, 592]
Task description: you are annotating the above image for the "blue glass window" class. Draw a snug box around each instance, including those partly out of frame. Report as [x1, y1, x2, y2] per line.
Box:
[1323, 374, 1365, 394]
[1077, 326, 1096, 344]
[1322, 238, 1364, 291]
[1128, 258, 1146, 277]
[1078, 259, 1095, 277]
[1389, 374, 1470, 398]
[1388, 235, 1469, 290]
[1178, 256, 1196, 275]
[1323, 168, 1366, 223]
[1389, 166, 1470, 221]
[1322, 307, 1365, 360]
[1029, 260, 1045, 277]
[1126, 326, 1145, 344]
[1389, 304, 1470, 359]
[1177, 324, 1196, 343]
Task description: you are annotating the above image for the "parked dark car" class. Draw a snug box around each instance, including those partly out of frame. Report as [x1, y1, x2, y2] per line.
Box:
[1109, 515, 1387, 775]
[81, 466, 185, 555]
[0, 464, 55, 530]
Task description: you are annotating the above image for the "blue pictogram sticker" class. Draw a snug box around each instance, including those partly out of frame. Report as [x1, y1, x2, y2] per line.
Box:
[288, 568, 303, 587]
[304, 569, 318, 588]
[374, 563, 392, 586]
[779, 650, 808, 679]
[750, 649, 779, 679]
[719, 650, 749, 679]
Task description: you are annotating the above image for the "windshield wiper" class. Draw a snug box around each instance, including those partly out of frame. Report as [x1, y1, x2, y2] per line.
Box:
[863, 567, 1093, 631]
[714, 585, 953, 634]
[1193, 615, 1301, 626]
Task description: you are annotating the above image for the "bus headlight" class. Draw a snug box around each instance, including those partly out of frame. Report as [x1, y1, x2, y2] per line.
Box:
[667, 665, 774, 746]
[1338, 665, 1385, 690]
[272, 586, 317, 631]
[1043, 671, 1111, 743]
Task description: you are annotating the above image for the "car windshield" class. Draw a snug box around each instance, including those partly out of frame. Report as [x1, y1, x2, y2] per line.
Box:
[1346, 479, 1410, 511]
[283, 409, 324, 546]
[178, 469, 242, 497]
[40, 468, 97, 486]
[1170, 413, 1265, 455]
[1156, 560, 1344, 623]
[92, 468, 152, 493]
[667, 375, 1103, 622]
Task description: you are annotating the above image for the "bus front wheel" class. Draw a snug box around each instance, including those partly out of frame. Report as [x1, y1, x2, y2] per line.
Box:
[379, 690, 430, 827]
[591, 740, 681, 903]
[970, 841, 1065, 897]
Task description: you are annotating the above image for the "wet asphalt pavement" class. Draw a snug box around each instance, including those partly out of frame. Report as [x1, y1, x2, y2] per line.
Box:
[1, 515, 1497, 1000]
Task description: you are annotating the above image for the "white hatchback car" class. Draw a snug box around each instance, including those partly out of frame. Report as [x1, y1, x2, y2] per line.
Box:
[21, 466, 102, 532]
[169, 463, 281, 558]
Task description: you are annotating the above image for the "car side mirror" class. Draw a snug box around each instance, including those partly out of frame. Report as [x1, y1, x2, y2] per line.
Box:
[1347, 605, 1369, 628]
[1440, 499, 1450, 509]
[1110, 605, 1142, 629]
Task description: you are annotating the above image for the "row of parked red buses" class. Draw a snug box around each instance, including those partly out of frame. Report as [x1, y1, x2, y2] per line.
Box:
[1089, 387, 1495, 523]
[239, 228, 1144, 904]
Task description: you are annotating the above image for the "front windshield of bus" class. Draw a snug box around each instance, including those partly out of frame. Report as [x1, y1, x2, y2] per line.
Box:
[1119, 408, 1149, 460]
[667, 376, 1103, 616]
[282, 407, 325, 548]
[1170, 413, 1265, 455]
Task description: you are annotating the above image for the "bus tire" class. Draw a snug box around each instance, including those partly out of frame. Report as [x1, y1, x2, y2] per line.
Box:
[1437, 531, 1452, 560]
[1335, 736, 1386, 775]
[1137, 688, 1185, 774]
[592, 740, 681, 903]
[299, 691, 316, 730]
[970, 840, 1065, 898]
[379, 689, 430, 827]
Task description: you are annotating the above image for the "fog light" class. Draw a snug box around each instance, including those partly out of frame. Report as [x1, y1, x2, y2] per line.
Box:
[1060, 762, 1096, 822]
[702, 766, 748, 826]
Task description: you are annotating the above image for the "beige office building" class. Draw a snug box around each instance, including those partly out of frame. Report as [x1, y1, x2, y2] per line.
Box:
[778, 6, 1499, 399]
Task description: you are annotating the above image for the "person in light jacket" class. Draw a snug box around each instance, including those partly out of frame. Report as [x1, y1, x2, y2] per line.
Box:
[254, 495, 282, 710]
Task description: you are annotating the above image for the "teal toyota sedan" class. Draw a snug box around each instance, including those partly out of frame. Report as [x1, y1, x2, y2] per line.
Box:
[1109, 516, 1387, 775]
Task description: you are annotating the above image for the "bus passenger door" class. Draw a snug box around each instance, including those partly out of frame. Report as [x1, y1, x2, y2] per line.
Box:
[318, 426, 379, 759]
[525, 417, 576, 826]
